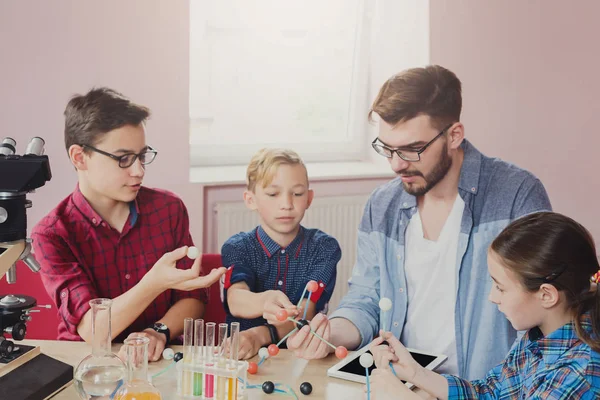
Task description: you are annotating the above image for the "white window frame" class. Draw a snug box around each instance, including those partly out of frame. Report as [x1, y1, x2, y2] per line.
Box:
[189, 0, 375, 167]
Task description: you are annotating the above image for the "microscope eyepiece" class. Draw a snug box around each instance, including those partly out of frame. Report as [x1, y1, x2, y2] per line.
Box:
[0, 137, 16, 156]
[25, 137, 45, 156]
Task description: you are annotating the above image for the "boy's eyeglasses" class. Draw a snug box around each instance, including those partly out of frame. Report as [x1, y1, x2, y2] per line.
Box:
[371, 123, 454, 162]
[81, 144, 158, 168]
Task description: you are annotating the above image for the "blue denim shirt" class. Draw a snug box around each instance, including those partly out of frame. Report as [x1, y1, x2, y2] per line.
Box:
[329, 140, 552, 380]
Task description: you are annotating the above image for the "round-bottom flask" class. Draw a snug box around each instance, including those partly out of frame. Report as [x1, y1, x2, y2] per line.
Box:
[74, 299, 126, 399]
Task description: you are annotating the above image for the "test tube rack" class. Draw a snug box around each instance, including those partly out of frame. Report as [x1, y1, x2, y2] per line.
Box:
[176, 354, 248, 400]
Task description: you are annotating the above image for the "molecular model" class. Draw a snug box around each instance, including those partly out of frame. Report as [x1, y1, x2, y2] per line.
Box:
[187, 246, 200, 260]
[360, 353, 375, 400]
[245, 280, 349, 397]
[247, 281, 348, 376]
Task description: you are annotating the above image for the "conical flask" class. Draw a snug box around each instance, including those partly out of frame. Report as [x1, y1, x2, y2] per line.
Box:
[113, 336, 162, 400]
[74, 298, 126, 399]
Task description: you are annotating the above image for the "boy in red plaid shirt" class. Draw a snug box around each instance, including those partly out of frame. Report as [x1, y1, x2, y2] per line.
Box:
[32, 88, 225, 361]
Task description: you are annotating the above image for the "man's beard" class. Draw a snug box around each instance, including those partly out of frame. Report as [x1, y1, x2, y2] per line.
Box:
[400, 150, 453, 196]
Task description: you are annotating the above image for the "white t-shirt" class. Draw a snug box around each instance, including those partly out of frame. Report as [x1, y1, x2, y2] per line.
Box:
[400, 195, 465, 375]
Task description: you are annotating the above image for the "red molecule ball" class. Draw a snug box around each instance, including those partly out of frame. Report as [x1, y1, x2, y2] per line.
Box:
[247, 362, 258, 375]
[267, 344, 280, 357]
[335, 346, 348, 359]
[276, 309, 288, 322]
[306, 280, 319, 293]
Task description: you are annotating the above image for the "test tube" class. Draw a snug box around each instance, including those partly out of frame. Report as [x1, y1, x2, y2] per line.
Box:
[205, 322, 216, 399]
[182, 317, 194, 396]
[193, 319, 204, 396]
[227, 322, 240, 400]
[216, 323, 228, 400]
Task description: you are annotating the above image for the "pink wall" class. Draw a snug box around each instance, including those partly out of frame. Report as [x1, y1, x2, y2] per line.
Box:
[0, 1, 389, 259]
[430, 0, 600, 245]
[0, 1, 203, 242]
[2, 0, 597, 255]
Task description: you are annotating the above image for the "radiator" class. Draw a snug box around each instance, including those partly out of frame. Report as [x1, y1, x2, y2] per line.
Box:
[215, 195, 369, 313]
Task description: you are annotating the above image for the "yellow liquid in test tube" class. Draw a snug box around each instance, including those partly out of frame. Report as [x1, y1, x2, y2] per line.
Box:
[227, 367, 238, 400]
[182, 356, 194, 396]
[216, 360, 226, 400]
[114, 393, 162, 400]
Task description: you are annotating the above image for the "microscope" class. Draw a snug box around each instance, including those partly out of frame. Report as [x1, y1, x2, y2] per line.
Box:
[0, 136, 52, 359]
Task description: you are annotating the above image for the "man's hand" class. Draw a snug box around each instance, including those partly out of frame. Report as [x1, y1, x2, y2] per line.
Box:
[143, 246, 226, 292]
[286, 313, 332, 360]
[262, 290, 299, 325]
[367, 368, 421, 400]
[117, 329, 167, 362]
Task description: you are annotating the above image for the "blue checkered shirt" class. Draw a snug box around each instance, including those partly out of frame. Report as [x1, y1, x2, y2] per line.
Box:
[444, 315, 600, 399]
[221, 225, 341, 331]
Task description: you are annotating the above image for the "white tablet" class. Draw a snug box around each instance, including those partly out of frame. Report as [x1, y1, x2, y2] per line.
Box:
[327, 342, 447, 389]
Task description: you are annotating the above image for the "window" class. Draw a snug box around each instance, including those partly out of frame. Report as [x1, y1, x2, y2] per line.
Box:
[190, 0, 373, 167]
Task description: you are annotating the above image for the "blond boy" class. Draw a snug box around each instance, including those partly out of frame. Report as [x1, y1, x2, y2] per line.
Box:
[222, 148, 341, 359]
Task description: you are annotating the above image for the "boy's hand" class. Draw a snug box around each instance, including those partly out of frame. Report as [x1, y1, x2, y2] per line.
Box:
[144, 246, 226, 292]
[370, 330, 422, 383]
[262, 290, 299, 325]
[117, 329, 167, 363]
[233, 329, 263, 360]
[366, 369, 421, 400]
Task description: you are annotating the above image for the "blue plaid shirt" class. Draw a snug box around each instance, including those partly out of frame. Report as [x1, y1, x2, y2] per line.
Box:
[221, 225, 341, 331]
[444, 315, 600, 399]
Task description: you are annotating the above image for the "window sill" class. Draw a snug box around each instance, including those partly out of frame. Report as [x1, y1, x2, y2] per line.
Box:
[190, 160, 394, 186]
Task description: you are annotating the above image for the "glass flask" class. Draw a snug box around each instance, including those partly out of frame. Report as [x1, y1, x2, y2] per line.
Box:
[113, 335, 162, 400]
[74, 298, 127, 399]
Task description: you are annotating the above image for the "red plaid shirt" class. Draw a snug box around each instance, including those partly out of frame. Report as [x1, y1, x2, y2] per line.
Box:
[31, 185, 207, 342]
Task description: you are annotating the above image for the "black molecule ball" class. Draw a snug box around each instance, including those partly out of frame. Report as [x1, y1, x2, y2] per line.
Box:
[297, 319, 310, 329]
[262, 381, 275, 394]
[173, 352, 183, 362]
[300, 381, 313, 395]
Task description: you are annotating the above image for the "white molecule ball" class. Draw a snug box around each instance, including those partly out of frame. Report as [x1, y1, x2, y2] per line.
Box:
[162, 348, 175, 360]
[187, 246, 200, 260]
[258, 347, 269, 359]
[379, 297, 392, 312]
[359, 353, 374, 368]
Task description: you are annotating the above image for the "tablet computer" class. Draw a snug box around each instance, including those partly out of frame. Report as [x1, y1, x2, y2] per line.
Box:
[327, 343, 447, 389]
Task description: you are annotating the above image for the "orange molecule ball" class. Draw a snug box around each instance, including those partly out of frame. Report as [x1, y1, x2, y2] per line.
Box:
[247, 362, 258, 375]
[268, 344, 280, 356]
[275, 309, 288, 322]
[306, 280, 319, 293]
[335, 346, 348, 359]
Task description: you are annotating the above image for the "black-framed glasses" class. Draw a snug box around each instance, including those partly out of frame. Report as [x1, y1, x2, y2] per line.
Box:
[81, 144, 158, 168]
[371, 123, 454, 162]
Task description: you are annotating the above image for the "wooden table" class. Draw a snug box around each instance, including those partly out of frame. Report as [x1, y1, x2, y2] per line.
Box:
[20, 340, 432, 399]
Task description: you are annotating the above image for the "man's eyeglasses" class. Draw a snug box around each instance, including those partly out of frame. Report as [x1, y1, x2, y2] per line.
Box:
[81, 144, 158, 168]
[371, 123, 454, 162]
